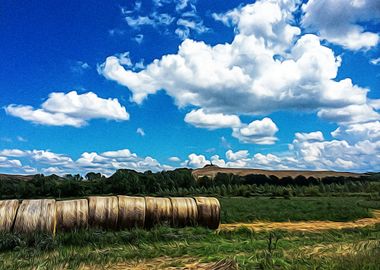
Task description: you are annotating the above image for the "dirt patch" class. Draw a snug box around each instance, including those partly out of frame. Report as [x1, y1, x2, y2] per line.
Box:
[218, 210, 380, 232]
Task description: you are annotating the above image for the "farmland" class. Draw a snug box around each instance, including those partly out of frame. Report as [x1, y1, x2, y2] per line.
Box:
[1, 196, 380, 270]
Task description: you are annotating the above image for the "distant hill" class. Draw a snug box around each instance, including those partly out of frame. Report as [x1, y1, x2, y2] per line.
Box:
[192, 165, 364, 180]
[0, 174, 35, 181]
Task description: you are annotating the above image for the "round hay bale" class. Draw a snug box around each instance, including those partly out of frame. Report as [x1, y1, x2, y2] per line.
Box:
[0, 200, 20, 232]
[118, 196, 146, 229]
[145, 197, 172, 228]
[194, 197, 220, 229]
[88, 196, 118, 229]
[13, 199, 56, 234]
[56, 199, 88, 231]
[170, 197, 198, 227]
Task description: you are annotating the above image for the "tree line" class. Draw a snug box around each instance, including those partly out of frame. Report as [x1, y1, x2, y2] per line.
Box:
[0, 168, 379, 199]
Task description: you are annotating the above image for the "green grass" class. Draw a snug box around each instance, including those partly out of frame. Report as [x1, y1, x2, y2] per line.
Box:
[1, 196, 379, 269]
[220, 196, 373, 223]
[1, 226, 380, 269]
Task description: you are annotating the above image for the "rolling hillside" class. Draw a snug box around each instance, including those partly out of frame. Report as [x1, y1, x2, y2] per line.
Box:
[192, 165, 364, 180]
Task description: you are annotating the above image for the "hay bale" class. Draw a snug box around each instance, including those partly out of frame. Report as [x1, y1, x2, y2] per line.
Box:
[13, 199, 56, 234]
[194, 197, 220, 229]
[170, 197, 198, 227]
[56, 199, 88, 231]
[88, 196, 118, 229]
[118, 196, 146, 229]
[0, 200, 19, 232]
[145, 197, 172, 228]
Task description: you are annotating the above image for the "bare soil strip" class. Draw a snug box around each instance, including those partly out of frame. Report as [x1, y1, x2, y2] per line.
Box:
[219, 210, 380, 232]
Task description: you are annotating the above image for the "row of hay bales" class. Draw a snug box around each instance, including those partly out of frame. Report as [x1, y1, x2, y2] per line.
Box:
[0, 196, 220, 235]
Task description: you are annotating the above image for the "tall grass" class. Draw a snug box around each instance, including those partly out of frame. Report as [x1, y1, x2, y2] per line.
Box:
[1, 225, 380, 269]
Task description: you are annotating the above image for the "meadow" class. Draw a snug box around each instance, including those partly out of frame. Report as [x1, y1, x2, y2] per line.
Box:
[1, 196, 380, 270]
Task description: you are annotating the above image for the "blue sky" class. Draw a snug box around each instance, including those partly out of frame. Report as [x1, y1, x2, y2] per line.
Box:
[0, 0, 379, 175]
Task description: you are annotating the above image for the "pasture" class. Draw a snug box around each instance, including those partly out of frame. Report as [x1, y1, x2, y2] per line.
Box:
[1, 196, 380, 269]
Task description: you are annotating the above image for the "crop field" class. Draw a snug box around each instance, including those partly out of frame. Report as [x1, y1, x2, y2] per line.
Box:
[1, 196, 380, 270]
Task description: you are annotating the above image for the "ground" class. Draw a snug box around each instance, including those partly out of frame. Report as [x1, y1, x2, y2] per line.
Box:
[1, 196, 380, 269]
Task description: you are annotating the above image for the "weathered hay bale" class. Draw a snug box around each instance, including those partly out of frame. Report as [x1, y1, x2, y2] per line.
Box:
[194, 197, 220, 229]
[88, 196, 118, 229]
[56, 199, 88, 231]
[0, 200, 19, 232]
[145, 197, 172, 228]
[13, 199, 56, 234]
[170, 197, 198, 227]
[118, 196, 146, 229]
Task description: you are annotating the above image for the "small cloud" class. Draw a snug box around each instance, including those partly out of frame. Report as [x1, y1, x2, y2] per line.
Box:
[134, 34, 144, 44]
[134, 59, 145, 70]
[370, 57, 380, 65]
[108, 29, 126, 36]
[16, 136, 27, 142]
[136, 127, 145, 136]
[205, 148, 216, 153]
[168, 156, 180, 162]
[220, 136, 231, 149]
[1, 137, 12, 143]
[70, 61, 90, 74]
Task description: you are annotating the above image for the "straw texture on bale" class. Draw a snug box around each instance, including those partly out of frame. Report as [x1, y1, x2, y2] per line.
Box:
[170, 197, 198, 227]
[145, 197, 172, 228]
[13, 199, 56, 234]
[0, 200, 19, 232]
[194, 197, 220, 229]
[118, 196, 146, 229]
[88, 196, 118, 229]
[56, 199, 88, 231]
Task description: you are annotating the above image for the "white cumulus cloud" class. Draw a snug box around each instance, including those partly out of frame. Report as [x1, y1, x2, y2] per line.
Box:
[100, 0, 377, 134]
[232, 117, 279, 144]
[302, 0, 380, 50]
[184, 109, 241, 129]
[5, 91, 129, 127]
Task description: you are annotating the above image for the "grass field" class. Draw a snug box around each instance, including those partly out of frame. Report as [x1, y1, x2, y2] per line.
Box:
[220, 196, 373, 223]
[1, 196, 380, 270]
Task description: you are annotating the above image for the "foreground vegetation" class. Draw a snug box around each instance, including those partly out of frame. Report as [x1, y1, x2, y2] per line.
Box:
[1, 224, 379, 269]
[1, 196, 380, 269]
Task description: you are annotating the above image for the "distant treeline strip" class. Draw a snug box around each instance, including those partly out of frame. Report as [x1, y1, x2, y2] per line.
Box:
[0, 168, 379, 199]
[0, 196, 220, 235]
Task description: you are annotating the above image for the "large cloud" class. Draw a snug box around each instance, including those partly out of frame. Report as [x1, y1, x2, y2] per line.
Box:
[0, 148, 171, 176]
[302, 0, 380, 50]
[5, 91, 129, 127]
[99, 0, 378, 131]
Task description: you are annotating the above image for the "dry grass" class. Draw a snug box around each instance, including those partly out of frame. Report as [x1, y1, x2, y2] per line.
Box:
[194, 197, 221, 230]
[88, 196, 118, 229]
[80, 256, 238, 270]
[118, 196, 146, 229]
[170, 197, 198, 227]
[56, 199, 88, 232]
[0, 199, 19, 232]
[192, 165, 363, 179]
[13, 199, 56, 234]
[219, 210, 380, 232]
